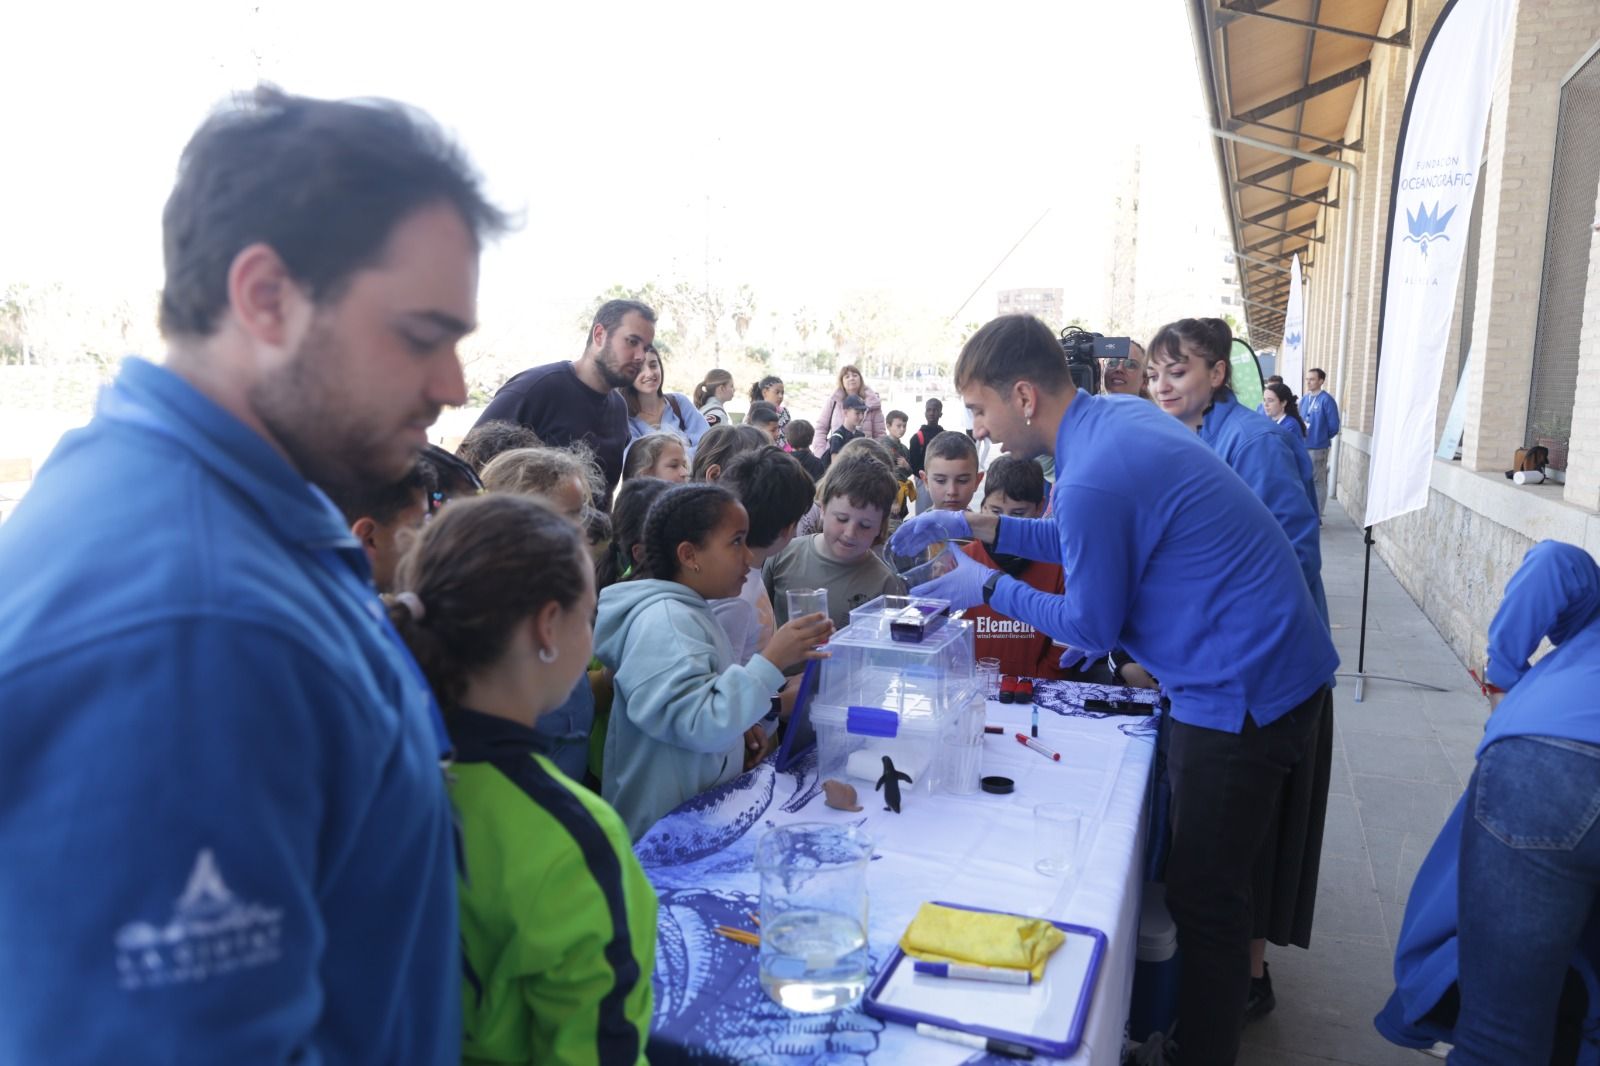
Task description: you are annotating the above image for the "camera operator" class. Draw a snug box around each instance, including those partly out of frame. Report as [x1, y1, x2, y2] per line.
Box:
[892, 314, 1337, 1066]
[1101, 339, 1151, 399]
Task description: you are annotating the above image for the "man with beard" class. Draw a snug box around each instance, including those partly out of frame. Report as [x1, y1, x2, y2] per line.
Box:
[0, 88, 506, 1063]
[476, 299, 655, 504]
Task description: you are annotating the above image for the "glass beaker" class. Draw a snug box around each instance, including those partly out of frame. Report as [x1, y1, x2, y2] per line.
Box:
[1033, 803, 1082, 878]
[786, 588, 829, 626]
[755, 823, 873, 1013]
[899, 544, 960, 590]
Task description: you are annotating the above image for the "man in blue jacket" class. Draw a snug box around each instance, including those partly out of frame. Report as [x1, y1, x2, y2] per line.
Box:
[1302, 368, 1341, 518]
[0, 88, 507, 1063]
[894, 314, 1337, 1066]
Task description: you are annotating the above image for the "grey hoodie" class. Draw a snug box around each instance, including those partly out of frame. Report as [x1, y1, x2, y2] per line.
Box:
[595, 578, 786, 840]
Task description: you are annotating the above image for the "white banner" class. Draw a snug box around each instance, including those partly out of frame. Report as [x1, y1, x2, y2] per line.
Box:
[1364, 0, 1516, 528]
[1280, 254, 1305, 394]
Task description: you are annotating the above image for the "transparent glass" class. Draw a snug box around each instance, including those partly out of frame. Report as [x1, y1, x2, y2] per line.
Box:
[977, 657, 1002, 699]
[935, 734, 984, 795]
[1033, 803, 1082, 878]
[786, 588, 829, 623]
[899, 543, 960, 589]
[756, 823, 874, 1013]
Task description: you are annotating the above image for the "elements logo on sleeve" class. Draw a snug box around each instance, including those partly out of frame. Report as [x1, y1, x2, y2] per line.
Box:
[114, 849, 284, 990]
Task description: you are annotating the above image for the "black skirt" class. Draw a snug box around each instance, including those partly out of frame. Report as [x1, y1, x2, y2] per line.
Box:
[1252, 687, 1335, 947]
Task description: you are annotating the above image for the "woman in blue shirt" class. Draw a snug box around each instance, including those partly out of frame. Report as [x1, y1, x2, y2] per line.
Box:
[1148, 316, 1332, 1023]
[621, 345, 709, 450]
[895, 313, 1336, 1064]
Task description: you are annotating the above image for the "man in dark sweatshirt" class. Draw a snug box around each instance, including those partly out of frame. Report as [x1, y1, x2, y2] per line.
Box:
[907, 397, 944, 514]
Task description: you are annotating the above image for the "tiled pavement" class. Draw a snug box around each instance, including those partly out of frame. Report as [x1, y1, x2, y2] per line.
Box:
[1237, 498, 1486, 1066]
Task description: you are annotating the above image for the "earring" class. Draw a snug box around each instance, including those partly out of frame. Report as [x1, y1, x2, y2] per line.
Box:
[538, 647, 557, 664]
[694, 564, 702, 573]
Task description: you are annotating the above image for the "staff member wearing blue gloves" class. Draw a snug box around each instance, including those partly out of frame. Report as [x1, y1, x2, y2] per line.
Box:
[893, 314, 1338, 1066]
[0, 89, 506, 1063]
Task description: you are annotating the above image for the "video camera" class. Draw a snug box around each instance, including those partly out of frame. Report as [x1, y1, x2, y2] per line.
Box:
[1060, 327, 1134, 395]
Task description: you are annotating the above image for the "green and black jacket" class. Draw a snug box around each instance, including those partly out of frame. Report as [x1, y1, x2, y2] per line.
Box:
[450, 709, 657, 1066]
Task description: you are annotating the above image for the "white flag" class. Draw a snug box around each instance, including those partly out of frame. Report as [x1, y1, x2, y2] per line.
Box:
[1364, 0, 1516, 527]
[1280, 255, 1305, 396]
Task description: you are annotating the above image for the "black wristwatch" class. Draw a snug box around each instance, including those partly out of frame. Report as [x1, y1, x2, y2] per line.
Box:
[982, 569, 1004, 605]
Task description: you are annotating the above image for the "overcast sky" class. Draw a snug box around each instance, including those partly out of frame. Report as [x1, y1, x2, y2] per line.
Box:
[0, 0, 1223, 352]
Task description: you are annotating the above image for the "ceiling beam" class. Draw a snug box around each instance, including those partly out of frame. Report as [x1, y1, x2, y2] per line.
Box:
[1235, 179, 1337, 207]
[1227, 118, 1363, 153]
[1218, 4, 1412, 47]
[1242, 219, 1325, 242]
[1231, 60, 1372, 125]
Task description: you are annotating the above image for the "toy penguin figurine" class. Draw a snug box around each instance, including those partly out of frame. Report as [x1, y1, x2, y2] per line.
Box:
[875, 755, 913, 813]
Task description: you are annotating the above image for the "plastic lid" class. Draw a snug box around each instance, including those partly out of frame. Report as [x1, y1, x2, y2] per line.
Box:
[980, 775, 1014, 795]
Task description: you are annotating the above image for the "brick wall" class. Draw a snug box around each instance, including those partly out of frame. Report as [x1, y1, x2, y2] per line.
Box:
[1462, 4, 1600, 472]
[1326, 2, 1600, 672]
[1563, 177, 1600, 510]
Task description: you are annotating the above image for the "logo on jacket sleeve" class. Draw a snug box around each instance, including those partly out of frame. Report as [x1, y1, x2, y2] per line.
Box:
[114, 849, 284, 989]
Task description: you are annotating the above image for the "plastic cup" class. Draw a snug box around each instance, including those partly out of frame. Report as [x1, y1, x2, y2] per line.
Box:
[936, 734, 984, 795]
[1033, 803, 1081, 878]
[899, 544, 960, 590]
[756, 823, 873, 1013]
[786, 588, 829, 625]
[977, 658, 1002, 700]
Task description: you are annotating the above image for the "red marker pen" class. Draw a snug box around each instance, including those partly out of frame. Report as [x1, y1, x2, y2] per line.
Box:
[1015, 733, 1061, 761]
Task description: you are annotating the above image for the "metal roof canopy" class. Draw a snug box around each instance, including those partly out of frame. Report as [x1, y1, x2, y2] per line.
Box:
[1189, 0, 1413, 347]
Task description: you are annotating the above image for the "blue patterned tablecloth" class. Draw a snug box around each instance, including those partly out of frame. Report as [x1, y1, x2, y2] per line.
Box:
[638, 679, 1162, 1066]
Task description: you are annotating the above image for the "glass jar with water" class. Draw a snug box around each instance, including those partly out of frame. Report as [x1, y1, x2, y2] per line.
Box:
[755, 823, 873, 1013]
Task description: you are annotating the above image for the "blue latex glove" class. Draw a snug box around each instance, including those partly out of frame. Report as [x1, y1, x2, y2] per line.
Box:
[1057, 646, 1091, 672]
[911, 548, 996, 611]
[889, 509, 973, 557]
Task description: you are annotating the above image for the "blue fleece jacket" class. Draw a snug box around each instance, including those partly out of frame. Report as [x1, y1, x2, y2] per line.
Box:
[1200, 394, 1328, 626]
[1377, 540, 1600, 1049]
[594, 578, 785, 840]
[990, 392, 1337, 733]
[0, 358, 459, 1064]
[1302, 389, 1341, 450]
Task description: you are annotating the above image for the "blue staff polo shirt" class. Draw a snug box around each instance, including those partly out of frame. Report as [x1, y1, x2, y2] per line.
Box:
[0, 358, 459, 1063]
[992, 392, 1338, 733]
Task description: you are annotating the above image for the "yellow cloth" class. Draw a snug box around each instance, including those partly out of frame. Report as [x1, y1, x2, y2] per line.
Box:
[898, 902, 1066, 981]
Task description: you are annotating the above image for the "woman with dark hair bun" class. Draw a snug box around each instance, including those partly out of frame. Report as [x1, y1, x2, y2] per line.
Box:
[1262, 381, 1308, 439]
[1148, 315, 1331, 1024]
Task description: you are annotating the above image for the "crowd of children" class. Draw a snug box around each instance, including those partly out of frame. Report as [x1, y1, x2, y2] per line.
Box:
[325, 345, 1210, 1062]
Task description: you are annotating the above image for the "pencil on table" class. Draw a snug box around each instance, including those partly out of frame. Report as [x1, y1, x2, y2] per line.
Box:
[713, 925, 760, 947]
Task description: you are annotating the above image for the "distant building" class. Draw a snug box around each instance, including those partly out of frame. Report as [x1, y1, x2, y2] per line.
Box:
[997, 288, 1064, 328]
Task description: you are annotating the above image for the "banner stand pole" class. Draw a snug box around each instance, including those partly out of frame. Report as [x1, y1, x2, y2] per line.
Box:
[1347, 524, 1448, 703]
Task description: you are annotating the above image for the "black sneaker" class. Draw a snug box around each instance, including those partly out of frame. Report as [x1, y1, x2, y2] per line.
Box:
[1244, 962, 1276, 1023]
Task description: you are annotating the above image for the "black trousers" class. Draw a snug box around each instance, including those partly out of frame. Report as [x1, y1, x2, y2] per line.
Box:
[1165, 688, 1327, 1066]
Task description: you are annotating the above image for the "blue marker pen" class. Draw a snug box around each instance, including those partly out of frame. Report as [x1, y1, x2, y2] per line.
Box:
[913, 960, 1032, 986]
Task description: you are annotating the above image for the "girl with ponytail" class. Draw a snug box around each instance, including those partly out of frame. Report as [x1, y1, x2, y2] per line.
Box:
[387, 492, 657, 1065]
[694, 368, 735, 428]
[750, 374, 792, 446]
[593, 482, 833, 838]
[1262, 381, 1309, 439]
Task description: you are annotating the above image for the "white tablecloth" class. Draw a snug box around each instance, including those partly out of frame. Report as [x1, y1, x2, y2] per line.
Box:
[638, 679, 1160, 1066]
